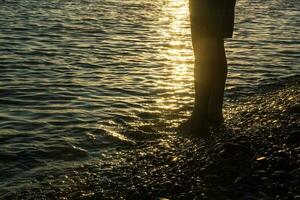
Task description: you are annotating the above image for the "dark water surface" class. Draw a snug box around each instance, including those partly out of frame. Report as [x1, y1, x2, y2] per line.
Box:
[0, 0, 299, 194]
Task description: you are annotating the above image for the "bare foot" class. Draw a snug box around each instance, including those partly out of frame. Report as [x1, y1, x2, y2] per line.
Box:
[178, 115, 209, 135]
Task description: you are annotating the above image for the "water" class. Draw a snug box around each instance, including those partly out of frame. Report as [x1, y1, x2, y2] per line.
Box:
[0, 0, 299, 194]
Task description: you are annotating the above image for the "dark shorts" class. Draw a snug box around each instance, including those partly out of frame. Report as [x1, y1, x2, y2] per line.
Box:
[189, 0, 236, 38]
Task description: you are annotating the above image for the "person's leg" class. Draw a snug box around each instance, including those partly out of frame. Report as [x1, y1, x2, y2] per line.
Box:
[207, 38, 227, 124]
[192, 37, 218, 120]
[180, 0, 235, 132]
[179, 36, 221, 132]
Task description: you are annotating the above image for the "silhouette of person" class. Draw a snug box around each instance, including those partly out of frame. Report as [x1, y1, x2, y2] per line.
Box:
[179, 0, 236, 133]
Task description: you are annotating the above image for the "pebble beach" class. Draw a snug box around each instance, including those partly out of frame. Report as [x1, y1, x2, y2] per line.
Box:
[5, 82, 299, 199]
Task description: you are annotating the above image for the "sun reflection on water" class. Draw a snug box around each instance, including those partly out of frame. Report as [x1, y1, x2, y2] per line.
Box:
[155, 0, 193, 111]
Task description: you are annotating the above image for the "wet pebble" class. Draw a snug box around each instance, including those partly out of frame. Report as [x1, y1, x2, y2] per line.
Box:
[271, 171, 290, 180]
[286, 129, 300, 144]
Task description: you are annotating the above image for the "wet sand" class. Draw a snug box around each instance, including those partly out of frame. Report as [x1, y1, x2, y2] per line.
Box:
[7, 83, 300, 199]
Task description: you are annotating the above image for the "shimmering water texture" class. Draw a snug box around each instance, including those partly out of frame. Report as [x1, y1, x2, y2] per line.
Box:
[0, 0, 299, 195]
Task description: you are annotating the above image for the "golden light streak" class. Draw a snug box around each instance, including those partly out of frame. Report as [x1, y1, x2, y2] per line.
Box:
[155, 0, 193, 110]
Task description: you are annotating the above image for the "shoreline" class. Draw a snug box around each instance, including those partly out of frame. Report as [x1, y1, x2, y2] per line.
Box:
[6, 83, 300, 199]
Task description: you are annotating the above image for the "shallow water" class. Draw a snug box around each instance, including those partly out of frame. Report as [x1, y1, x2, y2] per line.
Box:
[0, 0, 299, 194]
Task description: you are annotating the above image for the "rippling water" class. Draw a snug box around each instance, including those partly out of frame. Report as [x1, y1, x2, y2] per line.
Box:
[0, 0, 299, 193]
